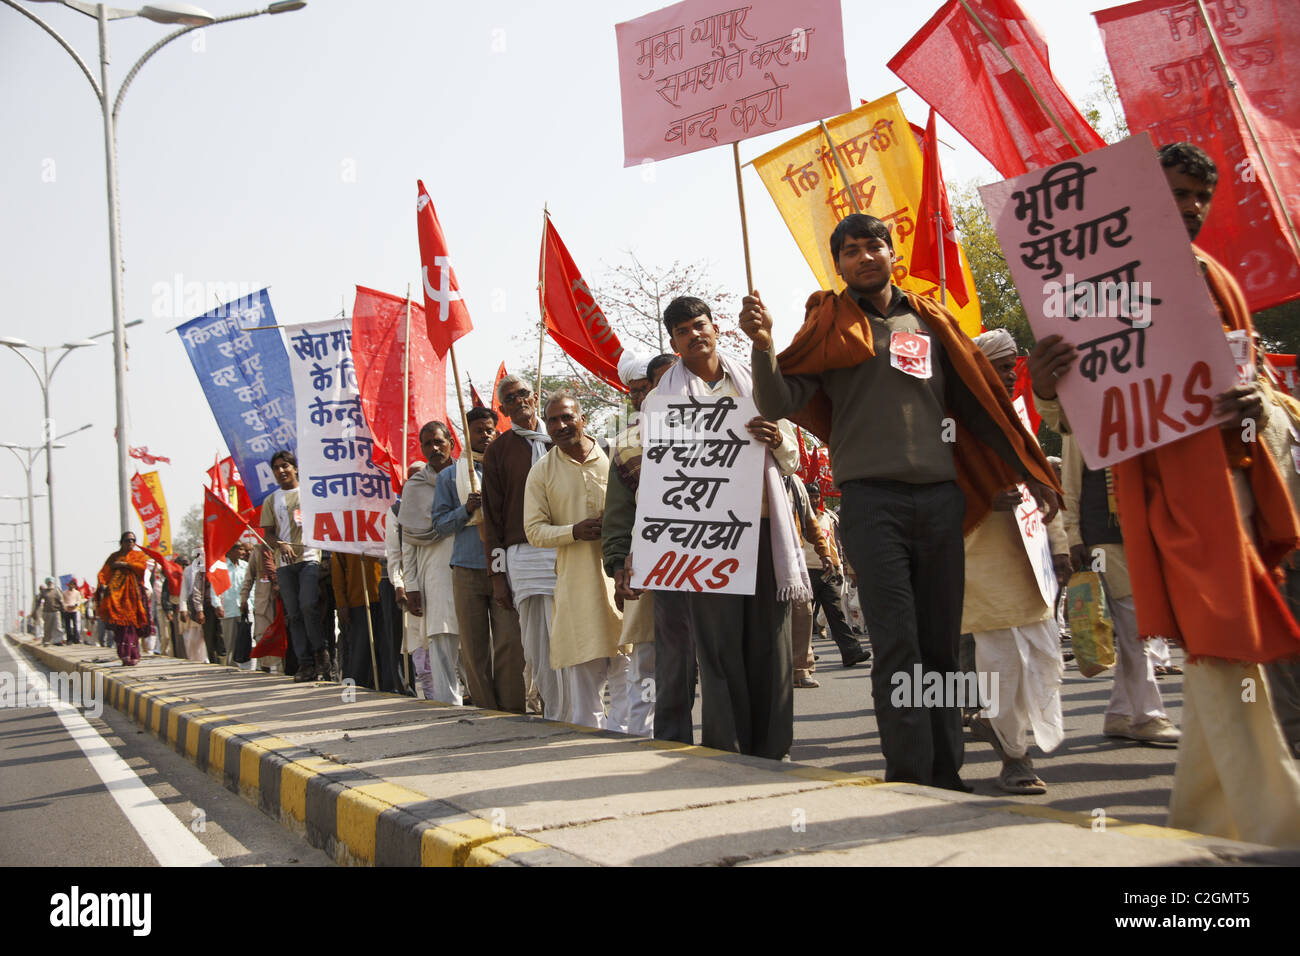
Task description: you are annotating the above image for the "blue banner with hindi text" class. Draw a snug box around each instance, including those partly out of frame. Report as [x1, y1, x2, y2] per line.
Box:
[176, 289, 297, 507]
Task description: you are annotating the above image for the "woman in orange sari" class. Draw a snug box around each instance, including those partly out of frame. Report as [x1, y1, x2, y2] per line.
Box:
[97, 532, 151, 666]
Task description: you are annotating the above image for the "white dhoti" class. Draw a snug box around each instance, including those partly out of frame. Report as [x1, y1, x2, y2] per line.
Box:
[414, 632, 462, 705]
[182, 622, 208, 663]
[606, 644, 654, 737]
[974, 618, 1065, 760]
[559, 658, 609, 730]
[507, 543, 561, 720]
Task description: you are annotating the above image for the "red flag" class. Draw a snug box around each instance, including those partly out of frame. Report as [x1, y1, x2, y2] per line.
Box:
[203, 487, 251, 596]
[416, 181, 473, 357]
[489, 362, 511, 433]
[206, 456, 256, 525]
[541, 215, 625, 391]
[910, 109, 972, 308]
[1094, 0, 1300, 311]
[129, 445, 171, 465]
[889, 0, 1105, 178]
[1012, 356, 1042, 435]
[470, 382, 487, 408]
[352, 285, 462, 490]
[140, 545, 182, 594]
[251, 597, 288, 659]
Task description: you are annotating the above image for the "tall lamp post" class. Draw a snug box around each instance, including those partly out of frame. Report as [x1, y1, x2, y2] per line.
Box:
[1, 0, 308, 530]
[0, 495, 44, 602]
[2, 423, 91, 586]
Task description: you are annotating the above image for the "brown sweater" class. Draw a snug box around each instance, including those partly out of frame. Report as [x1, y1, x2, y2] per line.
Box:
[480, 428, 536, 573]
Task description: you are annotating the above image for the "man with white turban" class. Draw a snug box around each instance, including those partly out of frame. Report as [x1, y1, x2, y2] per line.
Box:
[964, 328, 1069, 793]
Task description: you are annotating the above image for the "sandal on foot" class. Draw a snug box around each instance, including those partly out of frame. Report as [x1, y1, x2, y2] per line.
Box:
[997, 758, 1047, 795]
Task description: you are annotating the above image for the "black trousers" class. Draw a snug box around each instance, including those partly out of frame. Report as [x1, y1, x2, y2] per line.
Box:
[840, 479, 966, 788]
[377, 578, 407, 694]
[341, 605, 381, 689]
[655, 520, 793, 760]
[809, 568, 861, 660]
[651, 588, 697, 745]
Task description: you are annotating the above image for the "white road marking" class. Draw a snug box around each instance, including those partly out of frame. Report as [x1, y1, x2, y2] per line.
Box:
[3, 638, 221, 867]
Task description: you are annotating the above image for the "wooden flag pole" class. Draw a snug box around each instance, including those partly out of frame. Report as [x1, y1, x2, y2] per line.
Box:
[957, 0, 1085, 156]
[732, 142, 755, 291]
[400, 283, 412, 692]
[536, 203, 549, 401]
[402, 284, 412, 480]
[448, 341, 478, 495]
[361, 565, 380, 690]
[819, 121, 864, 215]
[1194, 0, 1300, 260]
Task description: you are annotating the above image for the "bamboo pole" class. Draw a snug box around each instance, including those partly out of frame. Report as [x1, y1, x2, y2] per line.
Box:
[361, 563, 379, 690]
[732, 142, 754, 291]
[957, 0, 1085, 157]
[400, 284, 412, 691]
[819, 120, 863, 215]
[537, 203, 549, 401]
[448, 342, 478, 494]
[1193, 0, 1300, 260]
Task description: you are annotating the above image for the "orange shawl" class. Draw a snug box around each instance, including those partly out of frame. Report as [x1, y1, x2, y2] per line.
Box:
[96, 546, 150, 629]
[777, 288, 1060, 533]
[1111, 248, 1300, 662]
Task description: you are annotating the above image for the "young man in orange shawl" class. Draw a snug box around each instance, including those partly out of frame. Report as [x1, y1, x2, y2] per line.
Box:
[743, 213, 1060, 791]
[96, 531, 151, 667]
[1029, 143, 1300, 846]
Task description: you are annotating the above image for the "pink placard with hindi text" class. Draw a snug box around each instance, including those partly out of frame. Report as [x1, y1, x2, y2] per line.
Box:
[980, 134, 1238, 470]
[614, 0, 850, 167]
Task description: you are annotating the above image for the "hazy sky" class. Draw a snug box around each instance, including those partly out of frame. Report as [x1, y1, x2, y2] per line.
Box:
[0, 0, 1116, 596]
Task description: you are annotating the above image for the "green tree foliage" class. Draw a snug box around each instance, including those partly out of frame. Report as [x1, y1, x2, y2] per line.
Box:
[514, 255, 742, 432]
[172, 503, 202, 559]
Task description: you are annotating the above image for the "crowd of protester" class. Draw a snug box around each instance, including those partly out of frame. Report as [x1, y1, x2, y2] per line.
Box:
[45, 142, 1300, 848]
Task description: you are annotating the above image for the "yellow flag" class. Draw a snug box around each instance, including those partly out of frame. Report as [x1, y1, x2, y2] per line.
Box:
[140, 471, 172, 555]
[751, 93, 982, 336]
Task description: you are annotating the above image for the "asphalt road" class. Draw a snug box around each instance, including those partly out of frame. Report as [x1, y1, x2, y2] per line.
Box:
[0, 637, 333, 867]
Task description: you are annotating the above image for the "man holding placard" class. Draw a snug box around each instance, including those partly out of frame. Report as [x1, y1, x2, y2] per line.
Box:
[1028, 143, 1300, 846]
[743, 214, 1060, 791]
[632, 296, 806, 761]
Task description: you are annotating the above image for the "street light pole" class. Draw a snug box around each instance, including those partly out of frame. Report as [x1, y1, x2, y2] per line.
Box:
[3, 426, 88, 588]
[1, 494, 45, 603]
[2, 0, 308, 531]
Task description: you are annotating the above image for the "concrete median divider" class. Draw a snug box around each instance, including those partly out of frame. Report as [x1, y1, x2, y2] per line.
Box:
[8, 633, 1294, 867]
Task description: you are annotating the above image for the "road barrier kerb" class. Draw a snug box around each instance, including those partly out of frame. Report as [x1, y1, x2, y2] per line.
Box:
[8, 637, 583, 867]
[10, 634, 1274, 863]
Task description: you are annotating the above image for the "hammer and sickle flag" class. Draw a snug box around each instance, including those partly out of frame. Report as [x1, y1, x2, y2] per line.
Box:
[416, 180, 474, 357]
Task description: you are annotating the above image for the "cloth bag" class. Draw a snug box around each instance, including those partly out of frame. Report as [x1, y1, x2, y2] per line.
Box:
[1066, 570, 1115, 677]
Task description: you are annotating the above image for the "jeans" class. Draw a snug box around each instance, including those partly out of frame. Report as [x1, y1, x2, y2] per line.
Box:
[276, 561, 324, 662]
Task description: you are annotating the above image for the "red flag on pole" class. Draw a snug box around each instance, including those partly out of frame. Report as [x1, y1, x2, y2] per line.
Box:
[540, 215, 626, 391]
[416, 181, 474, 358]
[352, 284, 461, 490]
[1094, 0, 1300, 312]
[888, 0, 1105, 178]
[910, 109, 973, 308]
[203, 487, 252, 596]
[206, 455, 256, 525]
[489, 362, 511, 433]
[140, 545, 182, 594]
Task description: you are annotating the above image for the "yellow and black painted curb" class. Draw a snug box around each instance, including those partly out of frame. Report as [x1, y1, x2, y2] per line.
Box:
[11, 638, 588, 867]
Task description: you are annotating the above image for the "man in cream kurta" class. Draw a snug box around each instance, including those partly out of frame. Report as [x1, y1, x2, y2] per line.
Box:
[524, 393, 623, 729]
[964, 330, 1069, 795]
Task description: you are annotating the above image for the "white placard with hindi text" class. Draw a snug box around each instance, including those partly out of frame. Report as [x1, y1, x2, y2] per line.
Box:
[631, 393, 764, 595]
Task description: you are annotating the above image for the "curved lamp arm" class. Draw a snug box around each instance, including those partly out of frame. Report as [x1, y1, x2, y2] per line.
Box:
[114, 9, 268, 119]
[0, 0, 104, 105]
